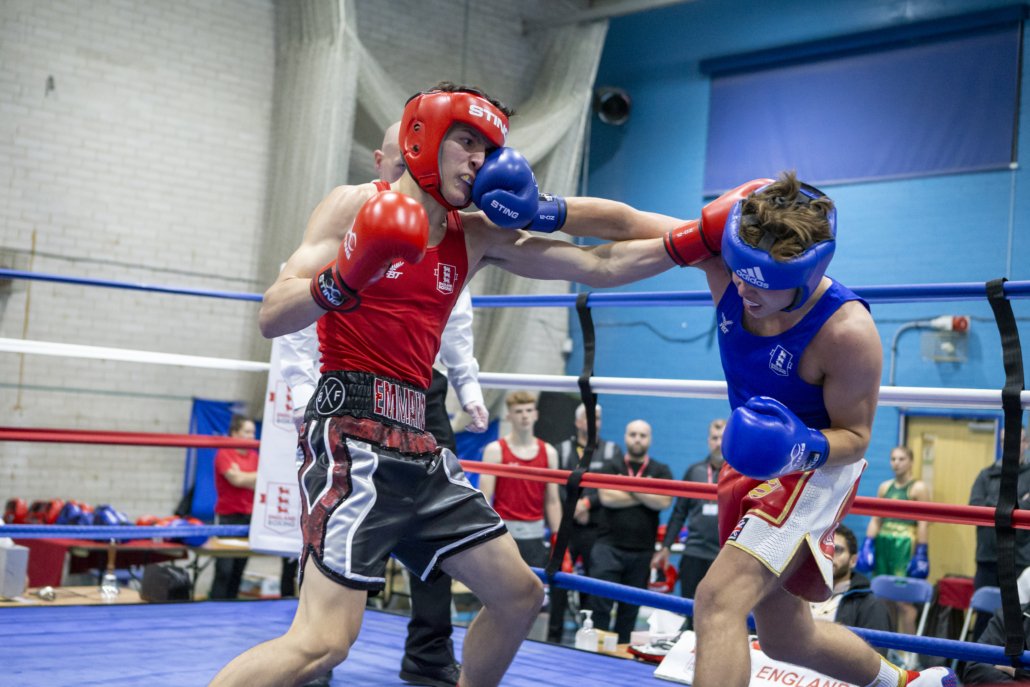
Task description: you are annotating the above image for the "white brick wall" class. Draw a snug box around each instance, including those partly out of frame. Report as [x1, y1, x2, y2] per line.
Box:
[0, 0, 276, 518]
[0, 0, 571, 520]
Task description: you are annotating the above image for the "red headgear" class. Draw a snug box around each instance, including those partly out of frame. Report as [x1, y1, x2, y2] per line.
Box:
[400, 88, 509, 211]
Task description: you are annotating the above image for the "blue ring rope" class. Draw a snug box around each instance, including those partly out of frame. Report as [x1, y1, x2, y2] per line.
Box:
[530, 568, 1030, 667]
[4, 268, 1030, 307]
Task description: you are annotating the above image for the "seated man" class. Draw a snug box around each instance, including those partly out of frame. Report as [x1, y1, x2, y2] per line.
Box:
[960, 599, 1030, 684]
[810, 524, 893, 656]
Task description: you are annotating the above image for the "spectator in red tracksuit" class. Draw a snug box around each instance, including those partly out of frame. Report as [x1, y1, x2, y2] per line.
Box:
[210, 415, 258, 600]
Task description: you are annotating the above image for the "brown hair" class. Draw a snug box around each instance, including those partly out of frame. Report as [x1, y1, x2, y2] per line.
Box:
[229, 415, 251, 436]
[737, 171, 834, 261]
[892, 445, 914, 461]
[506, 391, 537, 409]
[433, 81, 515, 118]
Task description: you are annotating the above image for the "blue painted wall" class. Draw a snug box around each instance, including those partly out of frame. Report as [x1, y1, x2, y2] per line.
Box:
[566, 0, 1030, 539]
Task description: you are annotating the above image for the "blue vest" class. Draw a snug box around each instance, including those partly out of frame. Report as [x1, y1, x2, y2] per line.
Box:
[716, 279, 868, 430]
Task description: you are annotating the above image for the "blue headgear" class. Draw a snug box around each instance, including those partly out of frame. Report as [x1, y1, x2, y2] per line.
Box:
[721, 182, 836, 312]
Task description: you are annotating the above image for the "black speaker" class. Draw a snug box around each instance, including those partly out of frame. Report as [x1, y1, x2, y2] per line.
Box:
[140, 563, 192, 602]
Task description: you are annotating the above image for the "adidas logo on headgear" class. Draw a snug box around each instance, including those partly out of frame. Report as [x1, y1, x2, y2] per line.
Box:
[735, 266, 769, 288]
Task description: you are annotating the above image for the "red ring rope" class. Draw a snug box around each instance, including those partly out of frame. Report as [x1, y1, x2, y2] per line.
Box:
[2, 425, 1023, 529]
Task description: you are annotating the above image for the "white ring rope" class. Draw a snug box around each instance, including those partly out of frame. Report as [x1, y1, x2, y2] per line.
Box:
[0, 337, 271, 372]
[4, 338, 1027, 409]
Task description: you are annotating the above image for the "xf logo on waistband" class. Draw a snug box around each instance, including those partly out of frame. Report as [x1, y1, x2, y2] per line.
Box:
[769, 344, 794, 377]
[735, 266, 768, 288]
[315, 377, 347, 415]
[374, 378, 426, 430]
[468, 104, 508, 138]
[748, 479, 782, 500]
[436, 264, 458, 295]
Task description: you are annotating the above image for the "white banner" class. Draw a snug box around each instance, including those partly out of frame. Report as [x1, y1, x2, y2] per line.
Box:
[249, 337, 305, 557]
[654, 631, 857, 687]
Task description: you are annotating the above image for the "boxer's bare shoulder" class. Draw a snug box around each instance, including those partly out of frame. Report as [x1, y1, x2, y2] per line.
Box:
[304, 182, 380, 245]
[284, 183, 380, 281]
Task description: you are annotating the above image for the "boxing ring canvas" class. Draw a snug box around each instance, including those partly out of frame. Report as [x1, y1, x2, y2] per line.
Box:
[1, 600, 658, 687]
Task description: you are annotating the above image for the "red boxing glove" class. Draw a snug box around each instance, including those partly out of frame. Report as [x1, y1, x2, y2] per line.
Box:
[311, 191, 430, 312]
[664, 178, 773, 267]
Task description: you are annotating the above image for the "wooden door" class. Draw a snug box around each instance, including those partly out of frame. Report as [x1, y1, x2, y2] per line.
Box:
[903, 415, 997, 585]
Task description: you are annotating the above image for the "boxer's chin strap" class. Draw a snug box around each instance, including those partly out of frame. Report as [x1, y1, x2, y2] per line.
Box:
[546, 292, 597, 579]
[986, 277, 1028, 668]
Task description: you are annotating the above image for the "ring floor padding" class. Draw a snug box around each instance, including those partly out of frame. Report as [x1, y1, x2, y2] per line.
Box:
[1, 600, 659, 686]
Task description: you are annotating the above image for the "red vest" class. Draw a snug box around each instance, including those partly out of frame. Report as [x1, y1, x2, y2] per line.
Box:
[492, 438, 548, 522]
[318, 181, 468, 389]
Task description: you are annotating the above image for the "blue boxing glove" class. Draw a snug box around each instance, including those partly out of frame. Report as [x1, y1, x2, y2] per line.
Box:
[855, 536, 876, 573]
[722, 396, 829, 480]
[472, 147, 539, 229]
[907, 543, 929, 579]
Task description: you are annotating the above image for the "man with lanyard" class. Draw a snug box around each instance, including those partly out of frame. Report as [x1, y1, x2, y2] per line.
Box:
[591, 420, 673, 643]
[651, 418, 726, 627]
[547, 403, 624, 644]
[277, 121, 487, 687]
[209, 83, 677, 687]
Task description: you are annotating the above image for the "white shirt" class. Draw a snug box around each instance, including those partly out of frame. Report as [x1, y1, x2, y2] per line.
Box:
[278, 287, 483, 410]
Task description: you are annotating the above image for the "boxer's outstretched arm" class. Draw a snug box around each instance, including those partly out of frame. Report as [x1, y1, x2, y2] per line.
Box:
[559, 197, 681, 241]
[466, 214, 674, 288]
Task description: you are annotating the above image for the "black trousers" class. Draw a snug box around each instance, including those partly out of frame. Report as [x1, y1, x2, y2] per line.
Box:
[402, 368, 456, 668]
[547, 524, 600, 642]
[678, 554, 714, 631]
[589, 540, 653, 643]
[210, 513, 251, 600]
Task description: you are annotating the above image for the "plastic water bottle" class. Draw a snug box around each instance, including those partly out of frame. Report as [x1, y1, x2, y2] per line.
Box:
[100, 571, 120, 601]
[575, 610, 598, 652]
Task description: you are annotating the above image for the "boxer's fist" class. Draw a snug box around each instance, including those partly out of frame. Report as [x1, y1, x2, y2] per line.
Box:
[906, 543, 929, 579]
[664, 178, 772, 267]
[310, 191, 429, 312]
[856, 536, 876, 573]
[722, 395, 828, 480]
[473, 147, 539, 229]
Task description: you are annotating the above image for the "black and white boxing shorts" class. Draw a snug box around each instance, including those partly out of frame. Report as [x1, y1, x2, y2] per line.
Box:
[297, 370, 506, 591]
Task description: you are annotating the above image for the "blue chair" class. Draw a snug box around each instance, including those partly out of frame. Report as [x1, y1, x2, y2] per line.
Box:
[870, 575, 935, 636]
[951, 586, 1002, 670]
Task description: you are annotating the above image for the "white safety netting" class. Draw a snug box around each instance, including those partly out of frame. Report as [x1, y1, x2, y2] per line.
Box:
[255, 0, 609, 418]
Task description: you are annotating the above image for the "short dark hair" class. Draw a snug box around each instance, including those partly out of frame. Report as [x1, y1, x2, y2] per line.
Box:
[738, 170, 835, 261]
[433, 81, 515, 118]
[229, 415, 251, 436]
[835, 523, 858, 556]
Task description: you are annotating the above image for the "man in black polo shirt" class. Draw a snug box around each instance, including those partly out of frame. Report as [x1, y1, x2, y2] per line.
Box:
[591, 420, 673, 643]
[547, 403, 624, 644]
[651, 418, 725, 628]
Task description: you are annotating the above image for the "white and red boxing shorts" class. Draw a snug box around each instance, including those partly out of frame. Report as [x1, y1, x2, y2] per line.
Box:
[717, 460, 865, 602]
